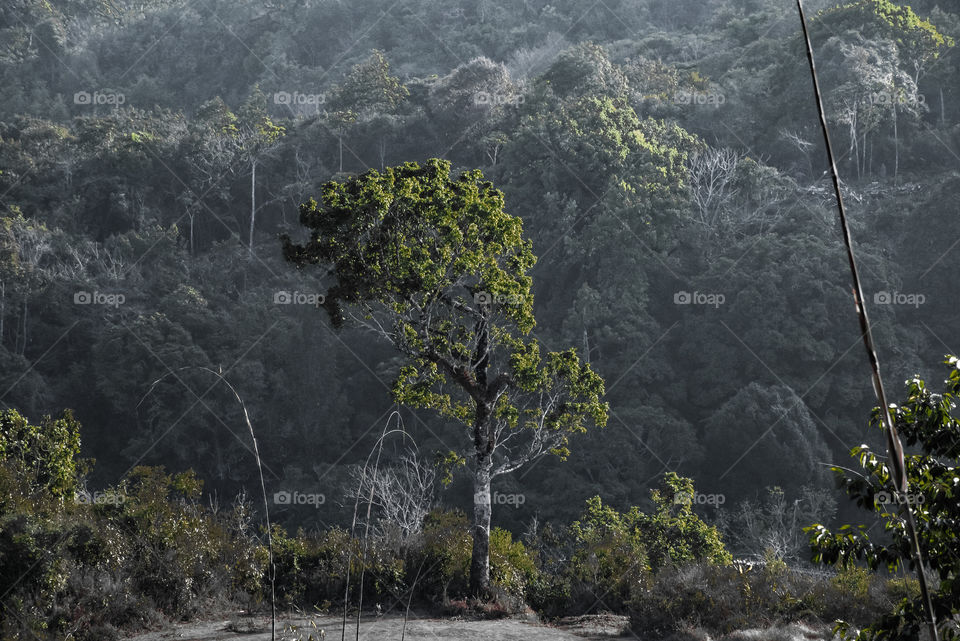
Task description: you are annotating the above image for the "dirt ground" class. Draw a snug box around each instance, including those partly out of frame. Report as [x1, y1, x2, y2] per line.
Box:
[125, 612, 633, 641]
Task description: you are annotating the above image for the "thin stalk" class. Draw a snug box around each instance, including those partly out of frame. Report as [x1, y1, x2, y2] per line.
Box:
[401, 555, 429, 641]
[341, 412, 413, 641]
[795, 3, 939, 639]
[139, 367, 277, 641]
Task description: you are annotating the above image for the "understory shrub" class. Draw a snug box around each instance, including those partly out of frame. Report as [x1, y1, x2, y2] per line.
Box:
[628, 557, 920, 639]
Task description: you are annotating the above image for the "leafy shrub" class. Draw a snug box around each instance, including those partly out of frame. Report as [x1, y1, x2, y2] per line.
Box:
[547, 474, 731, 615]
[489, 526, 538, 601]
[407, 508, 537, 611]
[0, 409, 81, 501]
[566, 495, 651, 612]
[0, 410, 263, 641]
[628, 559, 912, 639]
[807, 358, 960, 640]
[401, 509, 469, 604]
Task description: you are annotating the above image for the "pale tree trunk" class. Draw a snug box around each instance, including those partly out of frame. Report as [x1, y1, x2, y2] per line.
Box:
[20, 297, 27, 355]
[1, 281, 5, 346]
[893, 106, 899, 182]
[940, 87, 946, 127]
[248, 158, 257, 257]
[469, 442, 493, 596]
[857, 130, 867, 179]
[469, 318, 493, 596]
[847, 112, 860, 178]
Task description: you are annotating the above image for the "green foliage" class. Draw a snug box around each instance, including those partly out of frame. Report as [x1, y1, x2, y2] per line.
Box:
[0, 409, 263, 639]
[628, 558, 911, 639]
[0, 409, 81, 500]
[327, 50, 409, 117]
[807, 357, 960, 641]
[817, 0, 954, 71]
[2, 1, 960, 635]
[567, 495, 651, 611]
[411, 509, 536, 604]
[489, 527, 538, 599]
[562, 476, 731, 612]
[284, 158, 536, 335]
[434, 450, 467, 488]
[644, 473, 733, 571]
[416, 509, 473, 600]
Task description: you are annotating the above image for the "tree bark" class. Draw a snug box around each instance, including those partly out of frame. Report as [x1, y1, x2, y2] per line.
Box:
[469, 446, 493, 596]
[469, 315, 493, 597]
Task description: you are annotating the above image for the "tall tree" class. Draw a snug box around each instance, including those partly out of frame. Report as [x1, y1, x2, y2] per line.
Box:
[237, 85, 285, 257]
[326, 50, 408, 173]
[282, 159, 608, 594]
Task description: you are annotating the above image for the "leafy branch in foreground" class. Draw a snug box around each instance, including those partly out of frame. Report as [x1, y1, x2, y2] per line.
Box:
[806, 357, 960, 641]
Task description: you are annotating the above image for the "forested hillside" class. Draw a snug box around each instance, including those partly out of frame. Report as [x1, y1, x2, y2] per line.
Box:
[1, 0, 958, 543]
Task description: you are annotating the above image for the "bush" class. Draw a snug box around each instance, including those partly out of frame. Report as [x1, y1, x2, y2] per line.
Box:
[409, 508, 537, 611]
[411, 509, 472, 603]
[0, 414, 264, 641]
[807, 358, 960, 640]
[628, 558, 924, 639]
[0, 409, 81, 501]
[489, 526, 538, 602]
[537, 474, 731, 616]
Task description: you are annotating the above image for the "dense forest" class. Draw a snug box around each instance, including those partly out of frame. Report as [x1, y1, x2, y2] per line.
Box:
[1, 0, 958, 638]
